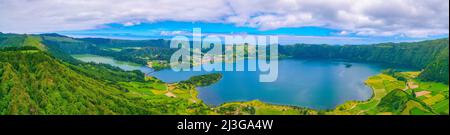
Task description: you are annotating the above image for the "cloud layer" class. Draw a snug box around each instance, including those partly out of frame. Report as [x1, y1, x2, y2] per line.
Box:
[0, 0, 448, 37]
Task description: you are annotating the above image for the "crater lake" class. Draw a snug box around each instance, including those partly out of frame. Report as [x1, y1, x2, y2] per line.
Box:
[73, 54, 392, 109]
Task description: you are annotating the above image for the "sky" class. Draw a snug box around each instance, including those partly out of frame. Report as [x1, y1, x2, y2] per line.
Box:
[0, 0, 448, 45]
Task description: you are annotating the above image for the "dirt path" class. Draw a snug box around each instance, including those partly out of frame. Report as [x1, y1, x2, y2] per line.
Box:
[415, 91, 431, 97]
[407, 81, 419, 89]
[165, 92, 176, 97]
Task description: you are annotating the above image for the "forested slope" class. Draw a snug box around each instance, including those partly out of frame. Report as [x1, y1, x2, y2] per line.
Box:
[40, 35, 174, 65]
[0, 48, 209, 115]
[279, 38, 448, 68]
[0, 33, 209, 115]
[279, 38, 449, 84]
[419, 46, 449, 84]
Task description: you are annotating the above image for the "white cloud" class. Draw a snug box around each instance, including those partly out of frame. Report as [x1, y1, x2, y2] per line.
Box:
[159, 30, 191, 36]
[0, 0, 231, 33]
[225, 0, 449, 37]
[0, 0, 448, 37]
[122, 21, 141, 27]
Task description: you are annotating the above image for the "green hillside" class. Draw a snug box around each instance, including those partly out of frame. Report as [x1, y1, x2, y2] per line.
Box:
[377, 89, 410, 113]
[0, 34, 46, 50]
[0, 34, 209, 114]
[79, 37, 170, 48]
[329, 72, 448, 115]
[280, 38, 449, 69]
[419, 46, 449, 84]
[0, 48, 209, 115]
[40, 35, 171, 65]
[0, 34, 26, 47]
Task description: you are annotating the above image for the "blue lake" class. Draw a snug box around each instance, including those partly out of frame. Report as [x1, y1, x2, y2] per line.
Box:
[73, 54, 389, 110]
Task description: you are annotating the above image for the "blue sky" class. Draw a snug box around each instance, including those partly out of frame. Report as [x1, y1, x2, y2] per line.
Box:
[61, 21, 337, 36]
[60, 21, 448, 45]
[1, 0, 448, 45]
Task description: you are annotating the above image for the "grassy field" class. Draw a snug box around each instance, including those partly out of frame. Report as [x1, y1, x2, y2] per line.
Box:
[329, 72, 449, 115]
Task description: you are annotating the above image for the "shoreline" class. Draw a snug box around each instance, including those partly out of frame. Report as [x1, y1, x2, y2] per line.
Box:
[202, 73, 386, 114]
[73, 54, 435, 114]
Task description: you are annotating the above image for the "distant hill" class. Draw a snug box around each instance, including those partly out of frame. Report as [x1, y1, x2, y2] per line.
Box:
[279, 38, 449, 84]
[79, 37, 170, 48]
[280, 38, 449, 68]
[0, 33, 46, 50]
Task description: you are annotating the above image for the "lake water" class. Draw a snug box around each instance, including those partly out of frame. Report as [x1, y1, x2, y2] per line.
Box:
[72, 54, 387, 110]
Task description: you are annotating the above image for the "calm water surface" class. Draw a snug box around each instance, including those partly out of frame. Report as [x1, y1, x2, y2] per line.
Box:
[73, 54, 388, 109]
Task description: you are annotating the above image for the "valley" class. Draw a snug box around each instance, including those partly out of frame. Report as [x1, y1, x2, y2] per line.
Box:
[0, 33, 448, 115]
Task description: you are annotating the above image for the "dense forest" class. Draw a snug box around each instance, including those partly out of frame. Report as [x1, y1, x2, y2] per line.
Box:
[419, 46, 449, 84]
[179, 73, 223, 87]
[280, 39, 448, 68]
